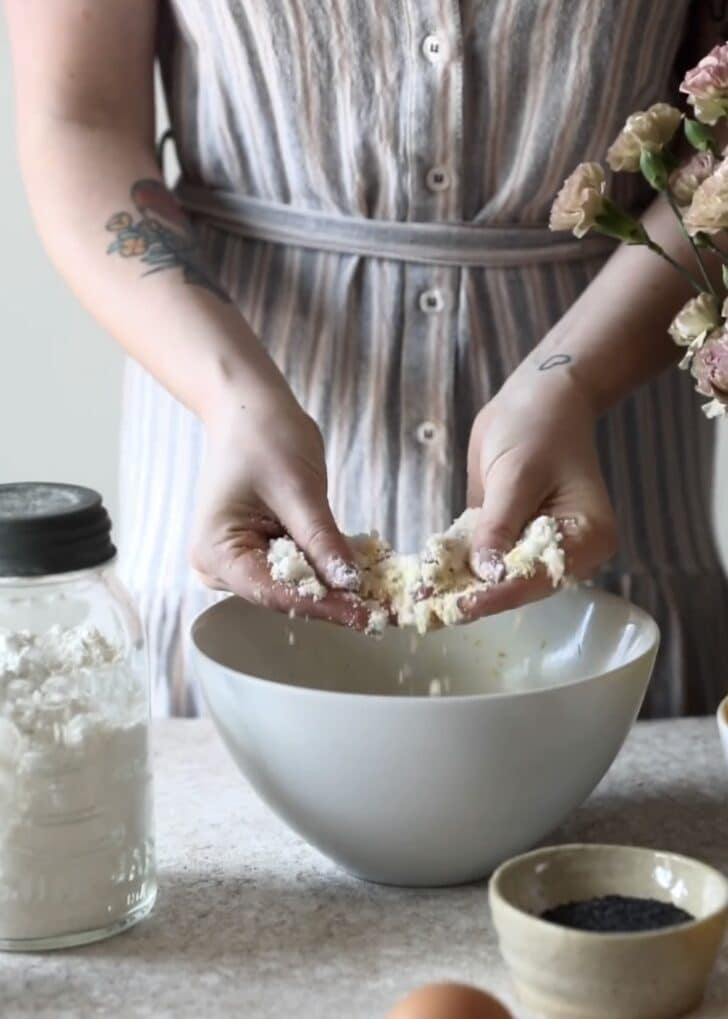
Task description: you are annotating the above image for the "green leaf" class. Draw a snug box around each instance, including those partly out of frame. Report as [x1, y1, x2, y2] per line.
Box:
[684, 118, 718, 154]
[639, 149, 669, 191]
[661, 148, 680, 173]
[595, 199, 648, 245]
[721, 264, 728, 292]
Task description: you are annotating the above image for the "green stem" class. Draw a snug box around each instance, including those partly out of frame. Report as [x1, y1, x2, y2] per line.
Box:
[701, 235, 728, 266]
[665, 191, 715, 295]
[643, 237, 704, 292]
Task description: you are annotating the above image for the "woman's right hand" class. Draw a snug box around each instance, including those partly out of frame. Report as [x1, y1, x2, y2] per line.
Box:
[191, 389, 372, 630]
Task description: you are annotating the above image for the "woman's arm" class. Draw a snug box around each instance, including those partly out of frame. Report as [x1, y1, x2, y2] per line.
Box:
[4, 0, 368, 626]
[525, 195, 698, 413]
[465, 192, 710, 616]
[465, 8, 728, 616]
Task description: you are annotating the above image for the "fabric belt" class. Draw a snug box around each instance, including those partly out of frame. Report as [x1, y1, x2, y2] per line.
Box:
[176, 182, 616, 268]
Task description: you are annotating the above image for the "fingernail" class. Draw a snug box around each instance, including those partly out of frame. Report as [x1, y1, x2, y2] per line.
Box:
[324, 556, 361, 592]
[472, 548, 506, 584]
[558, 515, 582, 537]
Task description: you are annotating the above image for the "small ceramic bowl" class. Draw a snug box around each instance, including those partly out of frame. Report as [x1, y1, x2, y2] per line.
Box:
[490, 844, 728, 1019]
[716, 695, 728, 767]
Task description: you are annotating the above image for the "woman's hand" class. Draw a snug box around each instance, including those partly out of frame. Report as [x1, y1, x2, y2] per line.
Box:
[463, 369, 617, 620]
[191, 389, 371, 629]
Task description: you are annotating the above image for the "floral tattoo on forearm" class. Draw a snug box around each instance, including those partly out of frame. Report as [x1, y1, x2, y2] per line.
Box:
[105, 179, 230, 302]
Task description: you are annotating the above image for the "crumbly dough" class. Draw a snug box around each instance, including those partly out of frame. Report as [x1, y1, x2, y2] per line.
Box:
[266, 509, 565, 635]
[267, 537, 327, 600]
[351, 509, 565, 634]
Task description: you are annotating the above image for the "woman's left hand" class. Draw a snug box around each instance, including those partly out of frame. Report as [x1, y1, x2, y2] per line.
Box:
[463, 368, 618, 621]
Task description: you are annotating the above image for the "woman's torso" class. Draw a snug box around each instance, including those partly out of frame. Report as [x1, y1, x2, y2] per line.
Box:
[158, 0, 694, 226]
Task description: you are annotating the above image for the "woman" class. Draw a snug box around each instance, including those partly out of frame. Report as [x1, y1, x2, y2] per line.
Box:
[5, 0, 727, 716]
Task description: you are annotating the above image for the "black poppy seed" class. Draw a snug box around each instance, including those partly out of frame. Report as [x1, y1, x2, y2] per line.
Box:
[540, 894, 694, 933]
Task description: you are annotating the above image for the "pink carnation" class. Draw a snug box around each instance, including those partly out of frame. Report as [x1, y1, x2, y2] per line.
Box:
[691, 328, 728, 405]
[668, 152, 716, 206]
[680, 43, 728, 124]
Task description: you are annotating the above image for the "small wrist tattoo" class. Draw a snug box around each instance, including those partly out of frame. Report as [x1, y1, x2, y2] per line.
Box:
[538, 354, 573, 371]
[105, 179, 231, 302]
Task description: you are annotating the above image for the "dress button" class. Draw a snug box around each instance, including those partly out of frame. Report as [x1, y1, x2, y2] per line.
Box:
[416, 421, 440, 444]
[426, 166, 451, 192]
[422, 34, 446, 63]
[418, 289, 445, 314]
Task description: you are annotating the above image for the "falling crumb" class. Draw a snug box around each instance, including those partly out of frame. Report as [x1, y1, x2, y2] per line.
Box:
[365, 603, 389, 636]
[409, 634, 419, 655]
[288, 631, 296, 646]
[396, 663, 413, 686]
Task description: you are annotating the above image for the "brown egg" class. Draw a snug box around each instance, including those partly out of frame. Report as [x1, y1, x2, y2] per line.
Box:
[387, 982, 513, 1019]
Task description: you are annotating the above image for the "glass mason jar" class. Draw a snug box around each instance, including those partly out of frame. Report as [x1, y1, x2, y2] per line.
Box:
[0, 483, 156, 950]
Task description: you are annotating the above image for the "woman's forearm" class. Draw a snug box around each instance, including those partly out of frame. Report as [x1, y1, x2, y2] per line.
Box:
[510, 193, 717, 415]
[17, 118, 289, 422]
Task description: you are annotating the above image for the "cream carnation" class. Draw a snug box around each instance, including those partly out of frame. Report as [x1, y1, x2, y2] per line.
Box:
[549, 162, 606, 238]
[683, 157, 728, 235]
[669, 293, 720, 347]
[606, 103, 682, 172]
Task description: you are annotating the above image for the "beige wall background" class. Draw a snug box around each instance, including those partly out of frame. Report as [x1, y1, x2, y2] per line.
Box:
[1, 17, 727, 561]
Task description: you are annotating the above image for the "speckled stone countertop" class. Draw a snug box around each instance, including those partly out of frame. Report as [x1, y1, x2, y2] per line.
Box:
[3, 719, 728, 1018]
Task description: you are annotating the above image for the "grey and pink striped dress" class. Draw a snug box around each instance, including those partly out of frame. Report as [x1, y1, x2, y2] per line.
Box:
[120, 0, 728, 716]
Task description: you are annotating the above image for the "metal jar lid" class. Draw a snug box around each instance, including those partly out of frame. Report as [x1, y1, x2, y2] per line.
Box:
[0, 483, 116, 577]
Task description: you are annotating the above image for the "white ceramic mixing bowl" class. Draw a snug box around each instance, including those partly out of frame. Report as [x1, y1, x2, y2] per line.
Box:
[191, 587, 659, 887]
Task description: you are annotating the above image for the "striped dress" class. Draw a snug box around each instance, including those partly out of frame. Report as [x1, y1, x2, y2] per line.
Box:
[120, 0, 728, 717]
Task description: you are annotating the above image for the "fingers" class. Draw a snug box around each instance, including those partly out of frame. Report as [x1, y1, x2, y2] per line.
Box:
[202, 541, 372, 631]
[558, 510, 617, 580]
[270, 481, 361, 592]
[470, 456, 546, 581]
[459, 508, 617, 624]
[457, 573, 554, 623]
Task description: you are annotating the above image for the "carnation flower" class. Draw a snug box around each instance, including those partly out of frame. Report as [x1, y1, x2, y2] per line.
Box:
[549, 163, 606, 237]
[669, 293, 720, 347]
[668, 152, 716, 206]
[606, 103, 682, 172]
[680, 43, 728, 125]
[691, 328, 728, 416]
[682, 157, 728, 235]
[703, 399, 728, 418]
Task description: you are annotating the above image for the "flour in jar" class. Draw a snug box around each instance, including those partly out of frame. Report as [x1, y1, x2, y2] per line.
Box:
[267, 510, 566, 634]
[0, 625, 154, 943]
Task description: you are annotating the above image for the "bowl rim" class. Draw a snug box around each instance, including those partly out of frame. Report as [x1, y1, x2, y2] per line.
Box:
[489, 842, 728, 942]
[190, 588, 661, 703]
